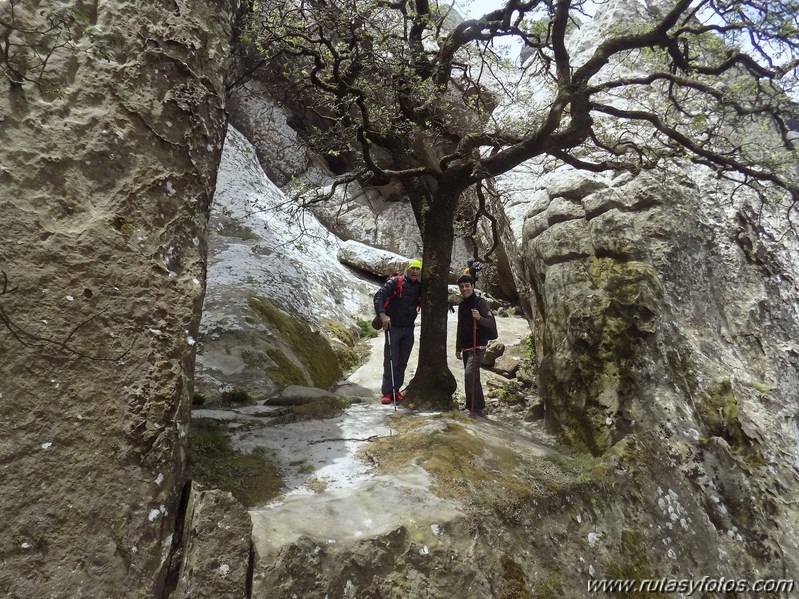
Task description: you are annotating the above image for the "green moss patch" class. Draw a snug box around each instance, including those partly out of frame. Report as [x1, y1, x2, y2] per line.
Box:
[697, 379, 747, 448]
[188, 418, 283, 507]
[362, 414, 606, 515]
[501, 555, 530, 599]
[322, 318, 358, 346]
[217, 222, 260, 240]
[531, 570, 563, 599]
[266, 348, 307, 387]
[249, 296, 342, 389]
[606, 529, 666, 598]
[541, 258, 664, 454]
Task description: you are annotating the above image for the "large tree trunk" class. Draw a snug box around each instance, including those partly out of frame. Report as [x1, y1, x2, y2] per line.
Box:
[405, 175, 467, 408]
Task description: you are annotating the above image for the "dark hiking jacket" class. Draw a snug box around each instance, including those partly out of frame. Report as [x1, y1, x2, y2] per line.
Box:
[373, 274, 422, 328]
[456, 293, 495, 351]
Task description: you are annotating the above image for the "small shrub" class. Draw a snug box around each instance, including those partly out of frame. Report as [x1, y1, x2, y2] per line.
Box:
[189, 418, 233, 454]
[219, 388, 255, 405]
[356, 318, 379, 339]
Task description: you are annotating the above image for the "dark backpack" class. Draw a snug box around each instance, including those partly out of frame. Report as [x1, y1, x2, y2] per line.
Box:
[479, 297, 499, 341]
[371, 273, 419, 329]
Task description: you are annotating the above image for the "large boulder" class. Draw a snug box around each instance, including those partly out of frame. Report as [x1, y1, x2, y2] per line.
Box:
[0, 1, 238, 595]
[514, 163, 799, 579]
[195, 127, 376, 402]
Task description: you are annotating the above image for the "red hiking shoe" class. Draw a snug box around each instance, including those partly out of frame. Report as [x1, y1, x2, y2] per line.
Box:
[381, 395, 393, 405]
[395, 391, 404, 402]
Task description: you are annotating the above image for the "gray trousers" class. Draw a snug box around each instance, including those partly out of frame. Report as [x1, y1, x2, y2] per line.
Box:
[382, 326, 414, 396]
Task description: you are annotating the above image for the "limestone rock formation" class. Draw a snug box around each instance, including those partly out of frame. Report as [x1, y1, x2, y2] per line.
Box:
[227, 80, 424, 257]
[4, 0, 797, 595]
[169, 484, 253, 599]
[507, 163, 799, 580]
[219, 0, 799, 590]
[477, 0, 799, 579]
[0, 1, 244, 595]
[206, 0, 798, 589]
[195, 127, 376, 403]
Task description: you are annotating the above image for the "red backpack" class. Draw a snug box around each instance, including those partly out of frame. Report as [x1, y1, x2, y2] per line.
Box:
[371, 273, 421, 329]
[380, 272, 405, 310]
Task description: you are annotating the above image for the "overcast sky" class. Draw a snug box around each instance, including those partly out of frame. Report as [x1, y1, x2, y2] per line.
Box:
[458, 0, 505, 18]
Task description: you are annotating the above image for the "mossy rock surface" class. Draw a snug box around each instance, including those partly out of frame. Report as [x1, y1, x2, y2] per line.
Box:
[266, 348, 307, 388]
[188, 418, 284, 506]
[696, 378, 746, 446]
[362, 413, 607, 515]
[249, 295, 343, 389]
[540, 257, 664, 453]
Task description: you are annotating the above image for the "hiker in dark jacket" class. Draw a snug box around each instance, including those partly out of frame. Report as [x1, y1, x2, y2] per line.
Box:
[373, 259, 422, 405]
[455, 274, 495, 416]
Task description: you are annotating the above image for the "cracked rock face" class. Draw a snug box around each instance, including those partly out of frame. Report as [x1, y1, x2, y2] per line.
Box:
[0, 1, 236, 596]
[227, 79, 424, 258]
[512, 164, 799, 580]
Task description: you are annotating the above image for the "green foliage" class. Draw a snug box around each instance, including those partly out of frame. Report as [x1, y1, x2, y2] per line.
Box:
[356, 318, 379, 339]
[188, 418, 284, 506]
[495, 380, 526, 405]
[219, 388, 255, 405]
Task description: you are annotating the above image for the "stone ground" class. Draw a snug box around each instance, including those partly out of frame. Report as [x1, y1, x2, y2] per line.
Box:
[192, 312, 555, 569]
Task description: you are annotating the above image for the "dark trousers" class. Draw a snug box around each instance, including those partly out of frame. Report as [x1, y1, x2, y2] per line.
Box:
[382, 326, 414, 396]
[462, 348, 486, 411]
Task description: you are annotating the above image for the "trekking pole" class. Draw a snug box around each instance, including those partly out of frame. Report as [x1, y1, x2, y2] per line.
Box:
[386, 330, 397, 412]
[471, 316, 477, 417]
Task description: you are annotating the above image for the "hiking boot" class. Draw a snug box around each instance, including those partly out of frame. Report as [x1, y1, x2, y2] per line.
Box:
[395, 391, 404, 402]
[381, 395, 393, 405]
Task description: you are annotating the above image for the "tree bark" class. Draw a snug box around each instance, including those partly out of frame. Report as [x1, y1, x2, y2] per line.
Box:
[404, 172, 468, 408]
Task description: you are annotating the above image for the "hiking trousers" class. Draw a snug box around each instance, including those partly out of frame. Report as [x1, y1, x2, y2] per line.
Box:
[462, 348, 486, 411]
[382, 326, 414, 396]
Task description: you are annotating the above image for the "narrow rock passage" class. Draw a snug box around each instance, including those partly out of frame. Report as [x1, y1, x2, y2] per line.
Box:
[194, 312, 558, 596]
[236, 314, 546, 545]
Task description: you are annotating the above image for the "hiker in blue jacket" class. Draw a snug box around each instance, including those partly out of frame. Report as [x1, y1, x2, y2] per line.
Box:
[455, 274, 496, 417]
[373, 259, 422, 404]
